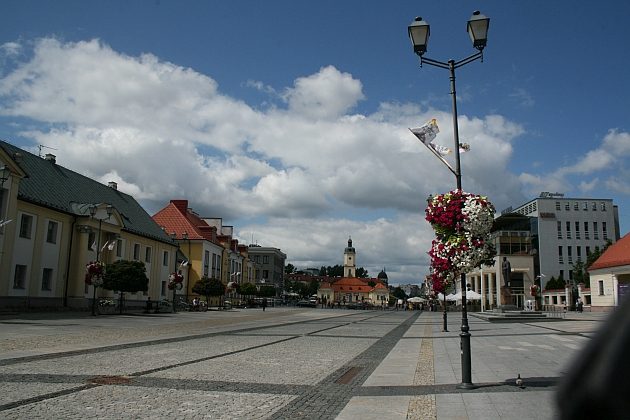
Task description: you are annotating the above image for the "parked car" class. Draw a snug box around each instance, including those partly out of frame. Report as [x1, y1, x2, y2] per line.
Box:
[296, 299, 317, 308]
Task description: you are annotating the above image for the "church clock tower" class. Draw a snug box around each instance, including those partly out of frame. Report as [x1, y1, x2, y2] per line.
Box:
[343, 237, 356, 277]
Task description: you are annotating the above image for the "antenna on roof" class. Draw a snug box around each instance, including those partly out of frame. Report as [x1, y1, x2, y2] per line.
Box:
[38, 145, 58, 157]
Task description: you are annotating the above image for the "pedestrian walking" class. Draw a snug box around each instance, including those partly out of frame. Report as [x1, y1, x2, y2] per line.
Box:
[262, 298, 267, 311]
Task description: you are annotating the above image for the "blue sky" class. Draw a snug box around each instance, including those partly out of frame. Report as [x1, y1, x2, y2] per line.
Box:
[1, 1, 629, 285]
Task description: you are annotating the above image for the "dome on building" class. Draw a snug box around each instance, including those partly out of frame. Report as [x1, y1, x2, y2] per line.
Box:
[377, 268, 388, 280]
[344, 236, 355, 253]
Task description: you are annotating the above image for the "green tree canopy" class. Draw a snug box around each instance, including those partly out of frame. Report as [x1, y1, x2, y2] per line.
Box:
[257, 285, 276, 298]
[307, 279, 319, 296]
[192, 277, 225, 303]
[392, 286, 407, 300]
[285, 263, 296, 274]
[103, 260, 148, 293]
[355, 267, 369, 278]
[240, 282, 257, 296]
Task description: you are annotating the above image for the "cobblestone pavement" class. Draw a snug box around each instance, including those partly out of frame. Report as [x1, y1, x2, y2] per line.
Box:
[0, 308, 607, 419]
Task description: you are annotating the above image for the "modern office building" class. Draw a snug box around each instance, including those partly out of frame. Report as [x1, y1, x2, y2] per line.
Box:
[466, 193, 620, 309]
[510, 194, 619, 289]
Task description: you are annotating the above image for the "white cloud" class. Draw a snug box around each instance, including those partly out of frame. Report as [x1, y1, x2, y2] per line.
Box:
[519, 128, 630, 200]
[0, 38, 538, 284]
[282, 65, 365, 120]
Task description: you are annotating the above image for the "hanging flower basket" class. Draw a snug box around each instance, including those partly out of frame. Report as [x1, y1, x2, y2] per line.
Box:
[85, 261, 105, 285]
[530, 284, 539, 297]
[167, 272, 184, 290]
[426, 190, 496, 291]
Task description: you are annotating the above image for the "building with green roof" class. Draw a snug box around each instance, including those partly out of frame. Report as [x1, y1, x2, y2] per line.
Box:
[0, 140, 180, 310]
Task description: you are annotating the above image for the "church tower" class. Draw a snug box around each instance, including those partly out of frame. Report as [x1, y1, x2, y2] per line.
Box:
[343, 237, 356, 277]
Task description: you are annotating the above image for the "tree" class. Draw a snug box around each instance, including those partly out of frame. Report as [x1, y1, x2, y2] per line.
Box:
[307, 280, 319, 297]
[545, 275, 566, 290]
[392, 286, 407, 300]
[285, 263, 296, 275]
[367, 280, 376, 287]
[355, 267, 369, 278]
[103, 260, 148, 314]
[258, 285, 276, 298]
[192, 277, 225, 307]
[240, 282, 257, 297]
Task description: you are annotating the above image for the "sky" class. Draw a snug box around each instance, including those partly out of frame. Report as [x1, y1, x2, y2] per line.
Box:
[1, 1, 629, 286]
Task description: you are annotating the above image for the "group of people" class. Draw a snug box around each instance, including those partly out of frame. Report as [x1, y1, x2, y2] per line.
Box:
[191, 297, 206, 311]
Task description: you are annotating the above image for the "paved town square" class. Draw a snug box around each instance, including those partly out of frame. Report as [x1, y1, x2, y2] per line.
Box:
[0, 308, 605, 419]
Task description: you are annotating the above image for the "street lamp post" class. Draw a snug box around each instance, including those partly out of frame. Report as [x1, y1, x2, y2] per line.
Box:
[408, 10, 490, 390]
[88, 204, 114, 316]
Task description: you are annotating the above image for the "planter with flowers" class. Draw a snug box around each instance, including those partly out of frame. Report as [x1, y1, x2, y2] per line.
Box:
[167, 272, 184, 290]
[425, 190, 496, 294]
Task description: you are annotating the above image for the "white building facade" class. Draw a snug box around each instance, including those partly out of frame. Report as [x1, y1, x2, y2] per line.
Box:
[510, 194, 619, 290]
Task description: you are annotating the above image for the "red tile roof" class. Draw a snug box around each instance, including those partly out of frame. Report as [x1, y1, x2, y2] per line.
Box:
[152, 199, 221, 245]
[589, 233, 630, 271]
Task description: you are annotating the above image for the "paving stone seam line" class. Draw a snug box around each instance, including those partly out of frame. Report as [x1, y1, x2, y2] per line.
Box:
[0, 311, 371, 367]
[0, 313, 391, 412]
[0, 383, 98, 411]
[268, 311, 421, 420]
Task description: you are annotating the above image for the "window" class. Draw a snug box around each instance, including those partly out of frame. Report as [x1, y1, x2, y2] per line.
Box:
[583, 202, 588, 211]
[555, 202, 561, 210]
[558, 246, 563, 264]
[88, 232, 96, 251]
[13, 264, 27, 289]
[566, 221, 571, 239]
[567, 246, 573, 264]
[575, 221, 580, 239]
[557, 221, 562, 239]
[46, 221, 58, 244]
[41, 268, 53, 290]
[592, 202, 597, 211]
[133, 244, 140, 260]
[163, 251, 169, 266]
[569, 270, 573, 281]
[116, 239, 123, 257]
[263, 256, 269, 264]
[263, 269, 269, 279]
[584, 222, 589, 240]
[577, 246, 582, 262]
[601, 202, 607, 211]
[559, 270, 564, 281]
[603, 222, 608, 240]
[574, 202, 579, 210]
[593, 222, 599, 240]
[598, 280, 604, 296]
[204, 250, 210, 277]
[145, 246, 152, 263]
[19, 214, 33, 239]
[565, 203, 570, 211]
[586, 246, 591, 257]
[161, 281, 167, 296]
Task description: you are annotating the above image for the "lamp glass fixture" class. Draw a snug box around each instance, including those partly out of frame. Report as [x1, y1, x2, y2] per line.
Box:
[467, 10, 490, 50]
[0, 165, 9, 182]
[408, 17, 430, 56]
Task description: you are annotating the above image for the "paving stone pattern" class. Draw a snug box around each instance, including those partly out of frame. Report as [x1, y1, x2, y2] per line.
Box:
[0, 308, 604, 419]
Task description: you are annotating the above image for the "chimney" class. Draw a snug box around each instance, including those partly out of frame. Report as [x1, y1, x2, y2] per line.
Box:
[108, 181, 118, 190]
[171, 200, 189, 214]
[45, 153, 56, 163]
